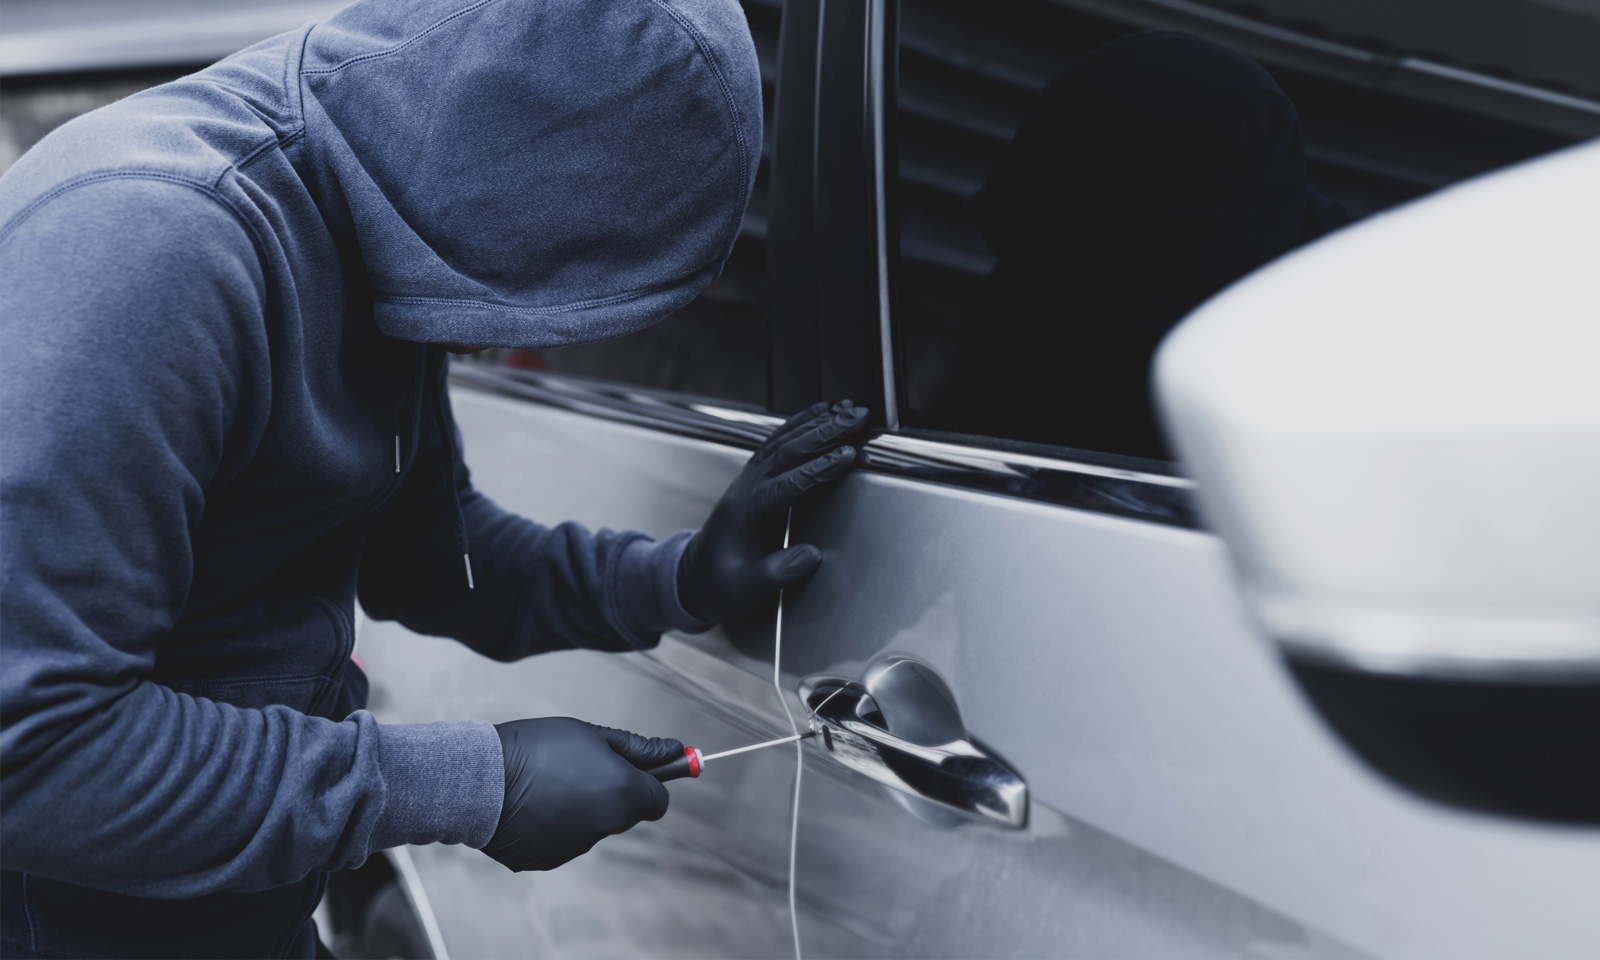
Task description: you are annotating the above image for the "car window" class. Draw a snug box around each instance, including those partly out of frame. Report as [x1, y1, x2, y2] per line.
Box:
[478, 0, 780, 409]
[892, 0, 1598, 461]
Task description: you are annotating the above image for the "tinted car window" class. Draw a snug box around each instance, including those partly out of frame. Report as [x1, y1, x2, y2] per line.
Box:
[894, 0, 1597, 461]
[481, 0, 780, 408]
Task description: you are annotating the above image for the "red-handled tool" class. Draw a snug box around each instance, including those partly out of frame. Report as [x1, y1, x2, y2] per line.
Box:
[647, 746, 704, 781]
[647, 732, 814, 781]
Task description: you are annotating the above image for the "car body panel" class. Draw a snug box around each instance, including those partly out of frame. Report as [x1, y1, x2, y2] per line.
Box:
[779, 462, 1600, 960]
[358, 386, 1600, 959]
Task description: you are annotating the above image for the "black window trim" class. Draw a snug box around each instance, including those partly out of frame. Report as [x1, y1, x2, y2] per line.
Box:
[451, 363, 1201, 528]
[768, 0, 901, 418]
[869, 0, 901, 430]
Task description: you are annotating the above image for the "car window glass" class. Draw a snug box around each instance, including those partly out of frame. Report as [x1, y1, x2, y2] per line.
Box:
[893, 0, 1597, 461]
[477, 0, 780, 409]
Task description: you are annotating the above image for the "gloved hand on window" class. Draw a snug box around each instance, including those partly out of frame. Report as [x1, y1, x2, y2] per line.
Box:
[481, 718, 680, 872]
[678, 400, 871, 625]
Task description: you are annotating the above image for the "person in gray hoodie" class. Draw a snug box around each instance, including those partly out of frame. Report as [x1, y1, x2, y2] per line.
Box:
[0, 0, 867, 955]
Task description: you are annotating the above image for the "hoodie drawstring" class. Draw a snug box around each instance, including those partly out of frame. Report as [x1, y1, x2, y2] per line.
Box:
[431, 350, 474, 590]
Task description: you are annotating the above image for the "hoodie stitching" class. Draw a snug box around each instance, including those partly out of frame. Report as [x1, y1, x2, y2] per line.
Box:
[299, 0, 505, 76]
[378, 287, 657, 315]
[0, 172, 259, 250]
[211, 160, 238, 191]
[642, 0, 752, 207]
[288, 24, 313, 126]
[375, 256, 720, 316]
[235, 128, 305, 174]
[19, 873, 38, 952]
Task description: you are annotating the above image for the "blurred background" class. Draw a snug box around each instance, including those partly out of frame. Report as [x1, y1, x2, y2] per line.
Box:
[1, 1, 344, 170]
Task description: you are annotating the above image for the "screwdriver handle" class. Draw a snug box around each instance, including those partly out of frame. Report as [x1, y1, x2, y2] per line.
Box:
[647, 746, 703, 782]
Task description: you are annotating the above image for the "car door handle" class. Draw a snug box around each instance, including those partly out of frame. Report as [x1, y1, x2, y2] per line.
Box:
[799, 676, 1028, 829]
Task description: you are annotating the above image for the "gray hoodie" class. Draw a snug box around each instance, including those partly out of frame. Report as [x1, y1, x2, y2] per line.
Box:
[0, 0, 760, 954]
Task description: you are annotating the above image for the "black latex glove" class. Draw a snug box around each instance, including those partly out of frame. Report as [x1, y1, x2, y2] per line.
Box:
[481, 717, 681, 872]
[678, 400, 870, 625]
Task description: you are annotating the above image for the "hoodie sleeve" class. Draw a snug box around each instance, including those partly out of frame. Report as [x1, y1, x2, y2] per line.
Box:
[0, 180, 502, 898]
[357, 360, 710, 661]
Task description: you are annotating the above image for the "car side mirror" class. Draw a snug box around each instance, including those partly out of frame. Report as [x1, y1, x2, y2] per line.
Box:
[1154, 141, 1600, 822]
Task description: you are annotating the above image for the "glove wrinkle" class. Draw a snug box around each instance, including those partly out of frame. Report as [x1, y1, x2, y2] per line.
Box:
[677, 401, 869, 625]
[591, 723, 687, 768]
[482, 718, 677, 873]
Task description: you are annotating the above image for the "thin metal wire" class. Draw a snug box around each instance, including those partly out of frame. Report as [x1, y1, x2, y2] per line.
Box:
[773, 506, 804, 960]
[808, 683, 847, 727]
[700, 732, 812, 763]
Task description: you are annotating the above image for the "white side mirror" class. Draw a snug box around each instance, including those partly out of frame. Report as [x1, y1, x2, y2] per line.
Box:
[1155, 140, 1600, 818]
[1157, 140, 1600, 681]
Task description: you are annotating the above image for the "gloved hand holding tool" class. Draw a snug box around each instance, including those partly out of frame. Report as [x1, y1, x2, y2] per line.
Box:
[481, 721, 819, 872]
[678, 400, 871, 625]
[482, 718, 683, 872]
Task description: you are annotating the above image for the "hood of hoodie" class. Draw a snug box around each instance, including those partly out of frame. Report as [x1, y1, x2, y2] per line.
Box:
[295, 0, 761, 348]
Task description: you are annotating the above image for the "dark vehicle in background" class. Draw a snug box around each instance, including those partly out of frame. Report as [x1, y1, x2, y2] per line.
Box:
[4, 1, 1597, 957]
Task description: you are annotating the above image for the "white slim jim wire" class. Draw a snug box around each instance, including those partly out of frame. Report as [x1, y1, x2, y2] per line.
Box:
[773, 506, 804, 960]
[700, 732, 809, 762]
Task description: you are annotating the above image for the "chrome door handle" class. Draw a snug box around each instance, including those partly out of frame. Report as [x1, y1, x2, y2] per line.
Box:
[799, 676, 1028, 829]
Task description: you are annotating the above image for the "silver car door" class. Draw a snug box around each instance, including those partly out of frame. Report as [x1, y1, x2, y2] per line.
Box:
[780, 1, 1600, 958]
